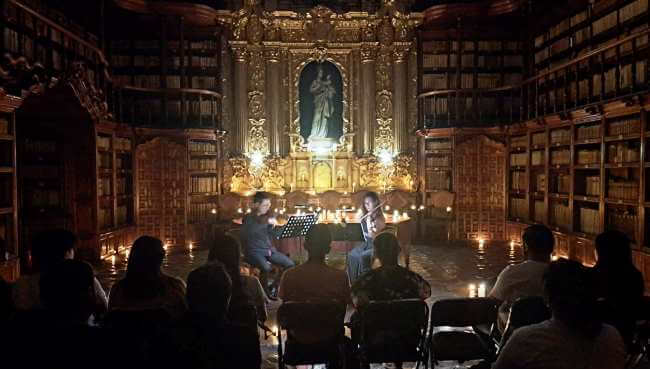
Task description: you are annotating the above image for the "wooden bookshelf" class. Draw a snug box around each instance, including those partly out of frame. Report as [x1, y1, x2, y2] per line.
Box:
[0, 92, 20, 282]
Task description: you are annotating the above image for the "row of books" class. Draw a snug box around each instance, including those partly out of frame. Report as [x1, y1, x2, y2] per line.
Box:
[98, 208, 113, 230]
[116, 205, 130, 226]
[579, 207, 600, 234]
[582, 176, 601, 196]
[0, 117, 9, 135]
[532, 132, 545, 146]
[608, 117, 640, 136]
[510, 198, 527, 219]
[98, 177, 112, 197]
[189, 159, 217, 171]
[98, 152, 112, 169]
[534, 201, 545, 223]
[577, 125, 600, 140]
[511, 135, 527, 148]
[576, 150, 600, 165]
[115, 138, 132, 152]
[189, 203, 217, 223]
[550, 129, 571, 145]
[189, 141, 217, 153]
[511, 172, 527, 191]
[551, 150, 571, 165]
[190, 176, 218, 194]
[116, 177, 131, 196]
[551, 203, 571, 226]
[28, 189, 59, 207]
[620, 0, 649, 23]
[607, 143, 640, 163]
[425, 171, 451, 191]
[97, 136, 111, 150]
[510, 153, 527, 166]
[608, 180, 639, 200]
[553, 174, 572, 193]
[425, 139, 452, 150]
[535, 174, 546, 192]
[423, 40, 521, 53]
[608, 211, 637, 240]
[531, 150, 544, 166]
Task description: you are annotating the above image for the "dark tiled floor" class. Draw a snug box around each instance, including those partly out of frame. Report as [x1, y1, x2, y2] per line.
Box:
[95, 240, 525, 368]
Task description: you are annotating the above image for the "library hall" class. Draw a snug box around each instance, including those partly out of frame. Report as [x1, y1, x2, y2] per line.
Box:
[2, 0, 650, 368]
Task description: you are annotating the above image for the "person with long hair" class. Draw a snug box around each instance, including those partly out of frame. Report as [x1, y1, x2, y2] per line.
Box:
[241, 191, 295, 298]
[207, 234, 267, 326]
[346, 191, 385, 283]
[592, 230, 645, 348]
[108, 236, 187, 319]
[494, 260, 625, 369]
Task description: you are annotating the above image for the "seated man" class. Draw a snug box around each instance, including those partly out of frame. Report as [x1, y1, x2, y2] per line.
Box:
[488, 224, 553, 333]
[493, 260, 625, 369]
[278, 223, 351, 343]
[241, 191, 295, 297]
[351, 232, 431, 308]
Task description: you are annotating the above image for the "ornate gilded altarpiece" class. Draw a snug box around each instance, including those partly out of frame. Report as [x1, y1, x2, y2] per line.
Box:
[219, 0, 421, 195]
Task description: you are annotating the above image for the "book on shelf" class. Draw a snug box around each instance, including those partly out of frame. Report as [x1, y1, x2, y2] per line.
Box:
[477, 74, 499, 89]
[115, 138, 132, 151]
[593, 11, 618, 36]
[510, 135, 527, 148]
[425, 171, 451, 191]
[422, 41, 448, 53]
[421, 74, 447, 90]
[550, 129, 571, 145]
[189, 158, 217, 171]
[425, 139, 452, 151]
[534, 200, 545, 223]
[0, 118, 10, 135]
[619, 0, 648, 23]
[422, 55, 448, 68]
[190, 176, 217, 194]
[510, 152, 527, 166]
[551, 149, 570, 165]
[166, 76, 181, 89]
[608, 180, 639, 200]
[531, 132, 546, 146]
[571, 10, 588, 27]
[579, 207, 600, 234]
[116, 177, 129, 195]
[116, 205, 129, 226]
[189, 141, 217, 153]
[536, 174, 546, 192]
[96, 136, 111, 150]
[189, 40, 218, 50]
[585, 176, 601, 196]
[553, 174, 571, 193]
[189, 202, 217, 223]
[551, 203, 571, 226]
[191, 77, 217, 90]
[607, 142, 640, 163]
[531, 150, 544, 166]
[510, 171, 527, 191]
[576, 149, 600, 165]
[608, 210, 637, 240]
[503, 55, 523, 67]
[462, 41, 475, 51]
[576, 125, 600, 140]
[477, 41, 502, 51]
[98, 177, 112, 197]
[510, 197, 528, 219]
[608, 117, 640, 136]
[98, 152, 112, 169]
[461, 54, 474, 67]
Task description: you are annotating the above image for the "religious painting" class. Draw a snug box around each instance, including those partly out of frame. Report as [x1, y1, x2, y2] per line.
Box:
[299, 61, 344, 145]
[313, 162, 332, 190]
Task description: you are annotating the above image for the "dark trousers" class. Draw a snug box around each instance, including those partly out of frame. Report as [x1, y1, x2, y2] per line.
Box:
[246, 248, 294, 292]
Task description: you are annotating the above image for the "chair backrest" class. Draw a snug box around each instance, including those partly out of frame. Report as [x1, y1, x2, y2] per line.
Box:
[430, 298, 498, 328]
[277, 301, 346, 332]
[500, 296, 549, 349]
[360, 299, 428, 334]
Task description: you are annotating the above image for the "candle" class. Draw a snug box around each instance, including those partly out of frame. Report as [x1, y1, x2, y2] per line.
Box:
[393, 210, 399, 219]
[510, 240, 515, 250]
[237, 208, 243, 214]
[478, 283, 486, 298]
[246, 208, 251, 214]
[211, 208, 217, 214]
[468, 283, 477, 298]
[111, 254, 116, 266]
[352, 182, 356, 192]
[309, 206, 314, 212]
[551, 254, 559, 261]
[410, 204, 416, 210]
[446, 206, 452, 213]
[189, 242, 193, 251]
[418, 205, 425, 211]
[402, 212, 408, 219]
[385, 205, 391, 211]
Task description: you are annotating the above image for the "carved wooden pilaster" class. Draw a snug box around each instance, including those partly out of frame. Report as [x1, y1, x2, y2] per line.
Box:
[361, 43, 378, 154]
[265, 46, 282, 155]
[231, 44, 249, 154]
[393, 45, 409, 153]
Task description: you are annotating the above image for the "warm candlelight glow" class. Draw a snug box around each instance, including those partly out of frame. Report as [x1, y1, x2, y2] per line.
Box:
[468, 283, 477, 298]
[111, 254, 116, 266]
[211, 208, 217, 214]
[402, 212, 408, 219]
[551, 254, 559, 261]
[246, 208, 251, 214]
[446, 206, 452, 212]
[410, 204, 416, 210]
[418, 205, 425, 211]
[164, 243, 169, 251]
[510, 240, 515, 248]
[385, 205, 391, 211]
[308, 206, 314, 212]
[478, 283, 486, 297]
[237, 208, 243, 214]
[189, 242, 193, 250]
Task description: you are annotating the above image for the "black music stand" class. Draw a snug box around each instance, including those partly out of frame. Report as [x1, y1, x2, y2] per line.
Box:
[277, 214, 318, 261]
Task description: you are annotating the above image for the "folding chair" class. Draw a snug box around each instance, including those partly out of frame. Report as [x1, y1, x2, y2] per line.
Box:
[277, 301, 347, 369]
[429, 298, 498, 367]
[498, 296, 550, 353]
[356, 299, 429, 369]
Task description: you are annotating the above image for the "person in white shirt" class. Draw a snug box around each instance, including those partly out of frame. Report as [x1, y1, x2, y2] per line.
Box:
[493, 260, 625, 369]
[489, 224, 553, 333]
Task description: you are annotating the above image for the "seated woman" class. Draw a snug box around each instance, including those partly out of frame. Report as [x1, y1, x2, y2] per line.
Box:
[108, 236, 187, 320]
[207, 234, 267, 327]
[346, 191, 385, 284]
[592, 230, 645, 349]
[241, 191, 295, 298]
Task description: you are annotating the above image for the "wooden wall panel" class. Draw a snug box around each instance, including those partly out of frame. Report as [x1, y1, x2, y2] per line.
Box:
[455, 135, 506, 240]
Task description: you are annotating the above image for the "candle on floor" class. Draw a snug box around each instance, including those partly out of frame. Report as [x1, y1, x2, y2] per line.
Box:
[468, 283, 477, 298]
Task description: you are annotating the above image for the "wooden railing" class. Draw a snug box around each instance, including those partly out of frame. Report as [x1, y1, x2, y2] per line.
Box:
[418, 28, 650, 129]
[111, 85, 222, 130]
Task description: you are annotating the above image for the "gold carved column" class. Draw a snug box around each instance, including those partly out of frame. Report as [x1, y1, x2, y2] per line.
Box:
[393, 45, 410, 153]
[247, 48, 268, 154]
[265, 46, 282, 156]
[360, 44, 377, 155]
[231, 44, 248, 154]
